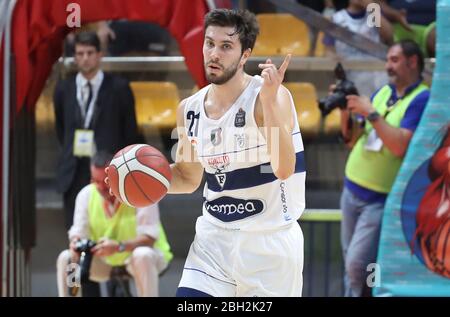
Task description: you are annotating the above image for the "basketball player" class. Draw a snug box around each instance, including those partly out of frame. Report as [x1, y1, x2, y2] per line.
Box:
[167, 9, 306, 297]
[104, 9, 306, 296]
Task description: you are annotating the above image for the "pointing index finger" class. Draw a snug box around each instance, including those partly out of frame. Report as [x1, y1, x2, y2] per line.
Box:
[278, 54, 291, 75]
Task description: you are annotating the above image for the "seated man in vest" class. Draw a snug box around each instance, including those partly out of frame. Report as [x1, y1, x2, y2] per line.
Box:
[338, 39, 429, 296]
[56, 151, 172, 297]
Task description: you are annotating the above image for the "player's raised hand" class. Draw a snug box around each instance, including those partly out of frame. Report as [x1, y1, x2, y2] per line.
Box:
[258, 54, 291, 104]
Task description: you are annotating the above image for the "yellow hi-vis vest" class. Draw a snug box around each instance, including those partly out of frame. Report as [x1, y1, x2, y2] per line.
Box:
[88, 184, 173, 266]
[345, 83, 428, 193]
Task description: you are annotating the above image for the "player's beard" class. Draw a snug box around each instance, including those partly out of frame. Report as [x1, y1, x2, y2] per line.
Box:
[205, 58, 240, 85]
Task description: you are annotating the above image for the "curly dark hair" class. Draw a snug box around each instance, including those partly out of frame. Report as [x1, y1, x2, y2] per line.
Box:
[204, 9, 260, 54]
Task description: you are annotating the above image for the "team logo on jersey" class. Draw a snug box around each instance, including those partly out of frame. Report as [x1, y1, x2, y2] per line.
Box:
[204, 196, 265, 222]
[280, 182, 292, 221]
[234, 108, 246, 127]
[207, 155, 230, 189]
[215, 172, 226, 189]
[207, 155, 230, 170]
[234, 133, 247, 149]
[210, 127, 222, 146]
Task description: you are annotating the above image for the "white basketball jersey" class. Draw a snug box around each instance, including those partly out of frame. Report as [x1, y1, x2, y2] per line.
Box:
[184, 75, 306, 231]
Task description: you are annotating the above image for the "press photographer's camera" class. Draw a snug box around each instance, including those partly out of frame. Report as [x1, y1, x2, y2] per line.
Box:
[75, 239, 96, 283]
[318, 63, 359, 116]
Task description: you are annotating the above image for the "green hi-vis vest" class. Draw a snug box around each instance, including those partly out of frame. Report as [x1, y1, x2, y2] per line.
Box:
[345, 83, 428, 193]
[88, 184, 173, 266]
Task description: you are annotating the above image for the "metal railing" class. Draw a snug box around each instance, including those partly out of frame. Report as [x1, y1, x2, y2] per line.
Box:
[58, 56, 393, 72]
[300, 209, 344, 297]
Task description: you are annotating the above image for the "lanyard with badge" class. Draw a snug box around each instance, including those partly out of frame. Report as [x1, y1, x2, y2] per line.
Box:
[74, 81, 96, 157]
[364, 97, 398, 152]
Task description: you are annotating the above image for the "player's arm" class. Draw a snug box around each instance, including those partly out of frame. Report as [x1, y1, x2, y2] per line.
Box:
[257, 54, 296, 180]
[168, 99, 204, 194]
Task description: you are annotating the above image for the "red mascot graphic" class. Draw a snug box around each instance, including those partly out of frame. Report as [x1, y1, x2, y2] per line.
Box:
[415, 127, 450, 278]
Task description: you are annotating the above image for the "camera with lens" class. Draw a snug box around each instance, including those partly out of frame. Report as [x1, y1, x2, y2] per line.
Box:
[74, 239, 96, 283]
[318, 63, 359, 116]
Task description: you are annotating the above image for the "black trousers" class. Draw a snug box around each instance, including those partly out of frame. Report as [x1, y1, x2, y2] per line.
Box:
[63, 159, 91, 231]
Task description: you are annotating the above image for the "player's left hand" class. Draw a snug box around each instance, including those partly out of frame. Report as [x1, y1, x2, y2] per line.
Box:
[92, 238, 119, 256]
[258, 54, 291, 104]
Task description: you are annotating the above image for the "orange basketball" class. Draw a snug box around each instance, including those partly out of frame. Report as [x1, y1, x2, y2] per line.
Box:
[107, 144, 172, 207]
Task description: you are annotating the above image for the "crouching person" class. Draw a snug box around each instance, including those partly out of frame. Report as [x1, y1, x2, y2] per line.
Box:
[56, 151, 172, 297]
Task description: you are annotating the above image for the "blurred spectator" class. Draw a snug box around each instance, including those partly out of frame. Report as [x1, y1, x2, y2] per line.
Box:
[387, 0, 435, 25]
[323, 0, 393, 97]
[333, 0, 351, 11]
[297, 0, 326, 13]
[246, 0, 277, 13]
[63, 23, 99, 57]
[97, 20, 172, 56]
[385, 0, 436, 57]
[323, 0, 337, 19]
[64, 21, 173, 57]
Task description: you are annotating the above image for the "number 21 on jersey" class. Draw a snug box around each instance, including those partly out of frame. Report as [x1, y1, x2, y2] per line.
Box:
[186, 111, 200, 137]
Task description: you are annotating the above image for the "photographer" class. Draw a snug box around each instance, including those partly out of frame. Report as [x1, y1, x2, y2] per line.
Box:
[56, 151, 172, 297]
[336, 40, 429, 296]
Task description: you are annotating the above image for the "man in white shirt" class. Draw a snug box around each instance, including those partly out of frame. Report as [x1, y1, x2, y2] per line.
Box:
[323, 0, 393, 96]
[56, 151, 172, 297]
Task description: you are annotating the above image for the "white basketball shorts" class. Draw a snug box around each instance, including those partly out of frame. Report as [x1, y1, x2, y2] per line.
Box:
[178, 216, 304, 297]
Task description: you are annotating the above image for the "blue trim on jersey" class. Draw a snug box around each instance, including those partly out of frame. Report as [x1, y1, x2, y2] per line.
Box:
[183, 267, 237, 286]
[176, 287, 213, 297]
[198, 131, 301, 158]
[198, 144, 266, 158]
[205, 151, 305, 192]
